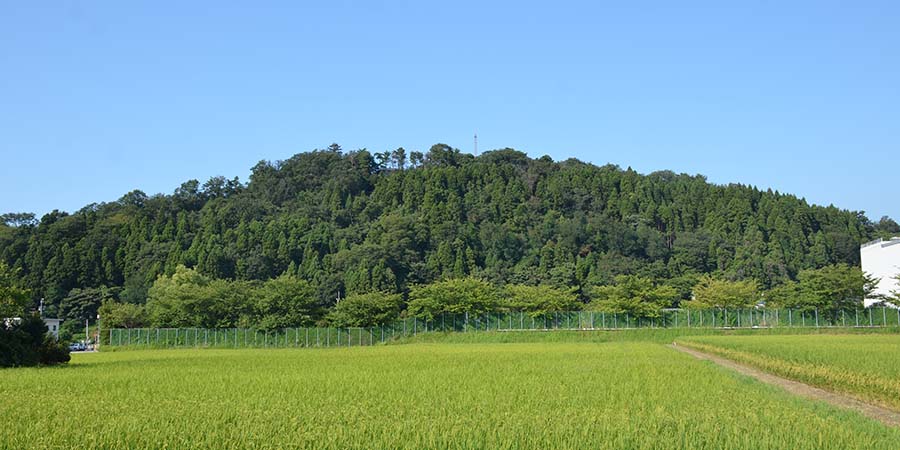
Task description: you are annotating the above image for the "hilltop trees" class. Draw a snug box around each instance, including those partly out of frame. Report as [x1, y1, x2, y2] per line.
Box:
[1, 213, 37, 228]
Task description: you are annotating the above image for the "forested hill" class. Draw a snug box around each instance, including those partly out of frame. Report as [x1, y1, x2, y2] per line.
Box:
[2, 144, 898, 314]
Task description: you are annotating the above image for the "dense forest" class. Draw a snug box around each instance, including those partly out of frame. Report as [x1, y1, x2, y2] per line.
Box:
[2, 144, 898, 333]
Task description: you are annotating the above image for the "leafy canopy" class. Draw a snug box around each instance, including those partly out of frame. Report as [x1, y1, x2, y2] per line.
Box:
[588, 275, 678, 318]
[503, 284, 579, 317]
[768, 264, 878, 313]
[0, 262, 30, 318]
[683, 275, 759, 309]
[326, 292, 402, 327]
[407, 278, 500, 320]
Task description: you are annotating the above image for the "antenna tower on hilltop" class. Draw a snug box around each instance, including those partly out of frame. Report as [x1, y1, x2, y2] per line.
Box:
[474, 133, 478, 156]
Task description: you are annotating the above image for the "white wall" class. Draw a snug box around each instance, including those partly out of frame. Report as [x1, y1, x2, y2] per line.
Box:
[861, 238, 900, 306]
[43, 318, 61, 338]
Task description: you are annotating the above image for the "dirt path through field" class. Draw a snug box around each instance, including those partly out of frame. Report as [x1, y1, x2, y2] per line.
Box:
[669, 343, 900, 428]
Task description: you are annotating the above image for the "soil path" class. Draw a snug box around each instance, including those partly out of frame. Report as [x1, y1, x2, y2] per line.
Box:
[669, 343, 900, 428]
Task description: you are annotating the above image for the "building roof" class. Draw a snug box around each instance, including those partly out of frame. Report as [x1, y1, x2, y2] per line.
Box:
[861, 237, 900, 250]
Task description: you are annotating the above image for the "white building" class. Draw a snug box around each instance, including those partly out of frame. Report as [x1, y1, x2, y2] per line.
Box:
[1, 317, 62, 338]
[44, 318, 62, 338]
[861, 237, 900, 306]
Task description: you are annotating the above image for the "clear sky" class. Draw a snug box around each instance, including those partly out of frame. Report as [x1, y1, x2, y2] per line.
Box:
[1, 1, 898, 221]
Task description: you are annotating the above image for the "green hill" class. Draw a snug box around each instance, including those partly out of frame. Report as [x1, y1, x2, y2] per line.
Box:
[1, 144, 897, 322]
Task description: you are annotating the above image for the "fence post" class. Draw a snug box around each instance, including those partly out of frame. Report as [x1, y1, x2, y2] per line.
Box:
[815, 308, 819, 328]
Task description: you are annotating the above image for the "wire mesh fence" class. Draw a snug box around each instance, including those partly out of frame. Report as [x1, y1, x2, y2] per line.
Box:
[105, 306, 900, 349]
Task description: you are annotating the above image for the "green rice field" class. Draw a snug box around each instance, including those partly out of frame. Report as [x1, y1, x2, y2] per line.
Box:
[677, 334, 900, 410]
[3, 340, 900, 449]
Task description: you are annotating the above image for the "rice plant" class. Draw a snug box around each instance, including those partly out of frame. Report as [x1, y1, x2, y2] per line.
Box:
[677, 334, 900, 410]
[2, 342, 899, 449]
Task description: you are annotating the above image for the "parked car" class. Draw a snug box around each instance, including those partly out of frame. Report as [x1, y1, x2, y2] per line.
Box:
[68, 342, 87, 352]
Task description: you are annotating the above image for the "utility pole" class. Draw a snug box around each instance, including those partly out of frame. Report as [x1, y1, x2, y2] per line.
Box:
[474, 133, 478, 156]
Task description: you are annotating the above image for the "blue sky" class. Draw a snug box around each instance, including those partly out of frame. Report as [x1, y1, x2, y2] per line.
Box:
[1, 1, 898, 221]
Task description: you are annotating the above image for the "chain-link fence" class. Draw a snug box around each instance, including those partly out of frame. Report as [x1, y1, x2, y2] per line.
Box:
[105, 306, 900, 349]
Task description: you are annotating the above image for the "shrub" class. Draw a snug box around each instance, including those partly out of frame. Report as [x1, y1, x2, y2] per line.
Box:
[326, 292, 402, 327]
[0, 315, 70, 368]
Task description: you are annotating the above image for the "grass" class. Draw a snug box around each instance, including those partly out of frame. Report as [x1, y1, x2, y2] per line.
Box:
[390, 326, 900, 345]
[676, 334, 900, 410]
[3, 342, 900, 449]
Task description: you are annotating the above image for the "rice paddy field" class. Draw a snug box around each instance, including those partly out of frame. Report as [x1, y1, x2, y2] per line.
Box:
[3, 338, 900, 449]
[677, 334, 900, 410]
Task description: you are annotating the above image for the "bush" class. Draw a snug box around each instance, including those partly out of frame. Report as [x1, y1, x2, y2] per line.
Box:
[407, 278, 501, 320]
[588, 275, 678, 319]
[0, 315, 70, 368]
[504, 285, 580, 317]
[326, 292, 402, 327]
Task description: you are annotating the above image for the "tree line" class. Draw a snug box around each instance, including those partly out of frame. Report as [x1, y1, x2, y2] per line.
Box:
[1, 144, 898, 335]
[93, 262, 891, 330]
